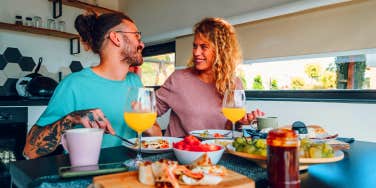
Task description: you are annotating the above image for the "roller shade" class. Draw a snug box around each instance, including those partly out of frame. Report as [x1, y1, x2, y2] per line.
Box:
[176, 0, 376, 66]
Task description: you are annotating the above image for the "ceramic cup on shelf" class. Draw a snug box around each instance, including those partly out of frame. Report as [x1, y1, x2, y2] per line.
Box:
[61, 128, 104, 166]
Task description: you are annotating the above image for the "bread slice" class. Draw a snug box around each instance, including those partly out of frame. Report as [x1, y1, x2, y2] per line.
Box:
[138, 161, 155, 185]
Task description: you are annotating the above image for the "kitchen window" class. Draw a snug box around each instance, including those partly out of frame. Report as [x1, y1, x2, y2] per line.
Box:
[141, 42, 175, 87]
[239, 48, 376, 103]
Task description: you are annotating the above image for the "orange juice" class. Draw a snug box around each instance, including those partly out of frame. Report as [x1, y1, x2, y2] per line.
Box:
[222, 107, 246, 123]
[123, 112, 157, 133]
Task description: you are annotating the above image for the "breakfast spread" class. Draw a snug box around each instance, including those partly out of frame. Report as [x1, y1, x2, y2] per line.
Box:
[232, 136, 335, 158]
[134, 139, 170, 149]
[173, 135, 222, 152]
[197, 130, 225, 138]
[138, 154, 227, 188]
[291, 123, 338, 140]
[232, 137, 267, 157]
[299, 138, 334, 158]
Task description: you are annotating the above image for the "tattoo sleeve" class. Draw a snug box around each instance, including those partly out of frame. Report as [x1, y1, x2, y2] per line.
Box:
[23, 109, 95, 159]
[23, 115, 75, 159]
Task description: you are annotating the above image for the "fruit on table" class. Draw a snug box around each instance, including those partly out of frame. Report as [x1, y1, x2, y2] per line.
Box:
[299, 138, 334, 158]
[173, 135, 222, 152]
[233, 137, 267, 157]
[232, 137, 334, 158]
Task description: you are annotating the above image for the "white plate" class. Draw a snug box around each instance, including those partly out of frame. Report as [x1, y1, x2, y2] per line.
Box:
[202, 139, 234, 148]
[189, 129, 242, 140]
[227, 144, 344, 164]
[122, 137, 182, 153]
[308, 132, 339, 142]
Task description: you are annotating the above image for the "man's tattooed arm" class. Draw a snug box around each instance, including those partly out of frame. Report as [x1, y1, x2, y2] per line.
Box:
[23, 116, 75, 159]
[23, 109, 113, 159]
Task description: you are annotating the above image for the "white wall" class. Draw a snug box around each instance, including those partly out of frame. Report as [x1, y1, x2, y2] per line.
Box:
[0, 0, 116, 76]
[28, 106, 47, 131]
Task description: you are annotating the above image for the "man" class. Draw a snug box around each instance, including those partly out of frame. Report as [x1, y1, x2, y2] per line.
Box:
[23, 12, 161, 159]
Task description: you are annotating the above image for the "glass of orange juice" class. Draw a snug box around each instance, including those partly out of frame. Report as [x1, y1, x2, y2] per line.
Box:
[123, 87, 157, 169]
[222, 89, 246, 138]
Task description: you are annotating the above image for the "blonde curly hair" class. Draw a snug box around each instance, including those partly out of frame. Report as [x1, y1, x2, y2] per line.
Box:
[188, 17, 242, 97]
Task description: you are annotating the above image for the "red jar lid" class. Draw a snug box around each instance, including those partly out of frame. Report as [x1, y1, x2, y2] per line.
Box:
[267, 128, 298, 147]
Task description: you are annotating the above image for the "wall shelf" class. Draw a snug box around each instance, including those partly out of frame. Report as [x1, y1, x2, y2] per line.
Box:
[49, 0, 119, 14]
[0, 22, 78, 39]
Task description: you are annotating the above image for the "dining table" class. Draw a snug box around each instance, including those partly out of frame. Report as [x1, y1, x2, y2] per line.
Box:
[9, 140, 376, 188]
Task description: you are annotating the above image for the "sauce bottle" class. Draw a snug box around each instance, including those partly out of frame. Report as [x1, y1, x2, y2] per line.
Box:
[267, 128, 300, 188]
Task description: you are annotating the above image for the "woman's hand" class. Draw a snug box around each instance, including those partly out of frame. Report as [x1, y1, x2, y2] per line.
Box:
[70, 108, 115, 135]
[238, 108, 265, 125]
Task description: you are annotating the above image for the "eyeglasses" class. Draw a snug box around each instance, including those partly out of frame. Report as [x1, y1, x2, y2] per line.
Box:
[115, 31, 142, 40]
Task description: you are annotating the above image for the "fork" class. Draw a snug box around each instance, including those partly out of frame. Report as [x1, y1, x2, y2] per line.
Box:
[114, 134, 135, 146]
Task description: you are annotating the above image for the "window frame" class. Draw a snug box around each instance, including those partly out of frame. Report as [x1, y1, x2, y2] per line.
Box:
[142, 41, 175, 57]
[245, 90, 376, 103]
[242, 48, 376, 103]
[142, 41, 176, 87]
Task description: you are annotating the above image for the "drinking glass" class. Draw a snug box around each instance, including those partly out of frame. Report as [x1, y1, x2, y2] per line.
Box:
[123, 87, 157, 169]
[47, 19, 56, 30]
[222, 89, 246, 138]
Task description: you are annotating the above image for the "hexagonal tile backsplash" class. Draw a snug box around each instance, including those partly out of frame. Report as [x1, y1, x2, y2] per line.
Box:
[0, 47, 84, 96]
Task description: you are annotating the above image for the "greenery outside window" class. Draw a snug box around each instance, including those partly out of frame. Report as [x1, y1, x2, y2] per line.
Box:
[141, 53, 175, 86]
[238, 49, 376, 103]
[141, 42, 175, 87]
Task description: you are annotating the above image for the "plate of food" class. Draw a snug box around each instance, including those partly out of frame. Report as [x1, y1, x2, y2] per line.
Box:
[189, 129, 242, 140]
[202, 139, 234, 147]
[305, 125, 338, 142]
[227, 137, 344, 167]
[122, 137, 182, 153]
[290, 123, 338, 142]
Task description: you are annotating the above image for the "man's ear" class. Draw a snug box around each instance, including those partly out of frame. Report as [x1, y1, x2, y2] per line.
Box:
[108, 32, 121, 47]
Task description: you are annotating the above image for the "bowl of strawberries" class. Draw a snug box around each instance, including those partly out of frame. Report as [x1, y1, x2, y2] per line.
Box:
[173, 135, 225, 164]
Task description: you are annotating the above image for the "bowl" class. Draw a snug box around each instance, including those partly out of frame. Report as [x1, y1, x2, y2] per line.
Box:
[173, 144, 225, 165]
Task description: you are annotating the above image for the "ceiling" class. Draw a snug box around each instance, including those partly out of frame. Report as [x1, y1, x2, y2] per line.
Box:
[118, 0, 350, 45]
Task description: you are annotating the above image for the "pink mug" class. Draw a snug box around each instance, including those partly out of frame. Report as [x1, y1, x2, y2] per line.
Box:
[61, 128, 104, 166]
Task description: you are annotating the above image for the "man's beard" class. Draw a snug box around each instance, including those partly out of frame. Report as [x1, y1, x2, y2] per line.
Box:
[121, 36, 143, 66]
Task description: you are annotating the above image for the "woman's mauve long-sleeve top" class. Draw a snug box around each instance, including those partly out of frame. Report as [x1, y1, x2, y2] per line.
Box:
[156, 68, 242, 137]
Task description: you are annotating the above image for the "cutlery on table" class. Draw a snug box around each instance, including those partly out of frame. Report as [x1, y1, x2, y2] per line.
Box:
[114, 134, 135, 146]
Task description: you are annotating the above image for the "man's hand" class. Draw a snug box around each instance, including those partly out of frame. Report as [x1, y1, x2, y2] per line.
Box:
[70, 108, 115, 135]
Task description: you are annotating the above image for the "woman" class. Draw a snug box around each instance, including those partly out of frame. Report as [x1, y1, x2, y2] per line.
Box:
[23, 12, 160, 159]
[157, 17, 263, 137]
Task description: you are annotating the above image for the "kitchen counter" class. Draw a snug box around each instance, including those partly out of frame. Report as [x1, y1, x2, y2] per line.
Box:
[0, 96, 49, 106]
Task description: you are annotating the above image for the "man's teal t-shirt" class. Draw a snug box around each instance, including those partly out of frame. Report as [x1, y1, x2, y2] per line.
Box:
[37, 68, 142, 148]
